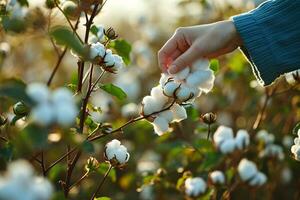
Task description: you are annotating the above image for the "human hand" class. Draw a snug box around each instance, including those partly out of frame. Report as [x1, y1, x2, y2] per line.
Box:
[158, 20, 242, 74]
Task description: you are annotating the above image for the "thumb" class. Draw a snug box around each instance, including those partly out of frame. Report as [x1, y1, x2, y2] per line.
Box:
[168, 43, 203, 74]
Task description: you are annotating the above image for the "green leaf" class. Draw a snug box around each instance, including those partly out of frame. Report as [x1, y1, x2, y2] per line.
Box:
[50, 26, 85, 57]
[0, 78, 33, 105]
[194, 139, 213, 153]
[110, 39, 132, 65]
[81, 140, 94, 153]
[199, 152, 223, 171]
[0, 142, 14, 162]
[209, 59, 219, 74]
[100, 84, 127, 100]
[90, 25, 99, 35]
[17, 0, 29, 6]
[185, 106, 199, 121]
[94, 197, 111, 200]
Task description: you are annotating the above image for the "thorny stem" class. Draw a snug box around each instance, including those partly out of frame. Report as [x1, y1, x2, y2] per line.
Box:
[90, 165, 113, 200]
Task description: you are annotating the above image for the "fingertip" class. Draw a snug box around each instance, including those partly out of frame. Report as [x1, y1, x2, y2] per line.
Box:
[168, 65, 178, 74]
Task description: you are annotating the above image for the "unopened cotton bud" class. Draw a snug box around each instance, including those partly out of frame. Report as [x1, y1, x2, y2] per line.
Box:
[210, 171, 225, 185]
[163, 81, 180, 97]
[213, 126, 234, 146]
[235, 129, 250, 150]
[13, 102, 29, 116]
[31, 102, 55, 125]
[174, 67, 190, 81]
[152, 117, 169, 135]
[249, 172, 267, 186]
[105, 139, 130, 165]
[202, 112, 217, 125]
[170, 104, 187, 122]
[185, 177, 207, 197]
[26, 83, 50, 103]
[219, 138, 236, 154]
[104, 49, 115, 66]
[238, 159, 258, 181]
[191, 59, 210, 72]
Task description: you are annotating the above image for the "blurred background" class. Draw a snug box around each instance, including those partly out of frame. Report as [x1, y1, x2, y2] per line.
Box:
[1, 0, 300, 199]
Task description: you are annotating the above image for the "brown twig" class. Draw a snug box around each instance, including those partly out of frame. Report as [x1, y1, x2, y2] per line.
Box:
[90, 165, 113, 200]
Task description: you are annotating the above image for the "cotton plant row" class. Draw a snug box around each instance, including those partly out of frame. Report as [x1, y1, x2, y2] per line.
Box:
[141, 59, 215, 135]
[256, 130, 285, 160]
[0, 160, 53, 200]
[213, 126, 250, 154]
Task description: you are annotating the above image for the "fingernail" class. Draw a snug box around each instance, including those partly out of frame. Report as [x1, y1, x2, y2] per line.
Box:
[168, 65, 177, 74]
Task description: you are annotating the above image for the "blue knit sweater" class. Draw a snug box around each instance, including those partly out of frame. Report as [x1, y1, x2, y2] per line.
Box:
[232, 0, 300, 86]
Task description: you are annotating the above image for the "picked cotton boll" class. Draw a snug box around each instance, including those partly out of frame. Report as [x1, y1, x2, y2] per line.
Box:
[213, 126, 234, 146]
[210, 171, 225, 185]
[51, 88, 74, 105]
[142, 96, 165, 116]
[152, 117, 169, 136]
[163, 81, 180, 97]
[90, 42, 106, 59]
[249, 172, 267, 186]
[105, 139, 130, 165]
[104, 49, 115, 66]
[235, 129, 250, 150]
[238, 159, 258, 181]
[26, 83, 50, 103]
[55, 103, 78, 127]
[31, 102, 55, 126]
[121, 103, 139, 118]
[219, 138, 236, 154]
[191, 59, 210, 72]
[170, 104, 187, 122]
[173, 67, 190, 81]
[185, 177, 207, 197]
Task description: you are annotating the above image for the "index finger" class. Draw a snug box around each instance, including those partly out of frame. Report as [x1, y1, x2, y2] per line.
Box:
[158, 35, 179, 72]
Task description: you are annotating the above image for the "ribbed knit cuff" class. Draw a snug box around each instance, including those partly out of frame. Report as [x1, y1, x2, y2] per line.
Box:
[232, 11, 279, 86]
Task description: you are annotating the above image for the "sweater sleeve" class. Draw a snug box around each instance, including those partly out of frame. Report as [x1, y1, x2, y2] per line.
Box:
[232, 0, 300, 86]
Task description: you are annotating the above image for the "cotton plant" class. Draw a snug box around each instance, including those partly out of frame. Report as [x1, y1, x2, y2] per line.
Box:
[237, 159, 267, 187]
[256, 130, 285, 160]
[0, 160, 53, 200]
[213, 126, 250, 154]
[141, 59, 215, 135]
[291, 129, 300, 161]
[121, 103, 139, 118]
[26, 83, 78, 127]
[184, 177, 207, 197]
[104, 139, 130, 167]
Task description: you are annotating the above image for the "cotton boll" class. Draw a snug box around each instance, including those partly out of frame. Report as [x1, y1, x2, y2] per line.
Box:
[96, 25, 105, 40]
[219, 139, 236, 154]
[186, 70, 213, 89]
[175, 84, 196, 102]
[88, 35, 99, 44]
[235, 129, 250, 150]
[112, 54, 123, 71]
[142, 96, 164, 116]
[249, 172, 267, 186]
[173, 67, 190, 81]
[8, 160, 34, 181]
[104, 49, 115, 66]
[283, 135, 293, 148]
[170, 104, 187, 122]
[210, 171, 225, 185]
[55, 103, 78, 127]
[163, 81, 180, 97]
[198, 75, 215, 93]
[291, 145, 300, 161]
[158, 110, 174, 123]
[31, 102, 55, 126]
[191, 59, 210, 72]
[238, 159, 258, 181]
[150, 86, 169, 104]
[256, 130, 274, 144]
[31, 177, 53, 200]
[159, 73, 170, 86]
[213, 126, 234, 146]
[185, 177, 207, 197]
[26, 83, 50, 103]
[51, 88, 73, 105]
[259, 144, 284, 160]
[90, 42, 106, 59]
[105, 139, 130, 165]
[152, 117, 169, 136]
[121, 103, 139, 118]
